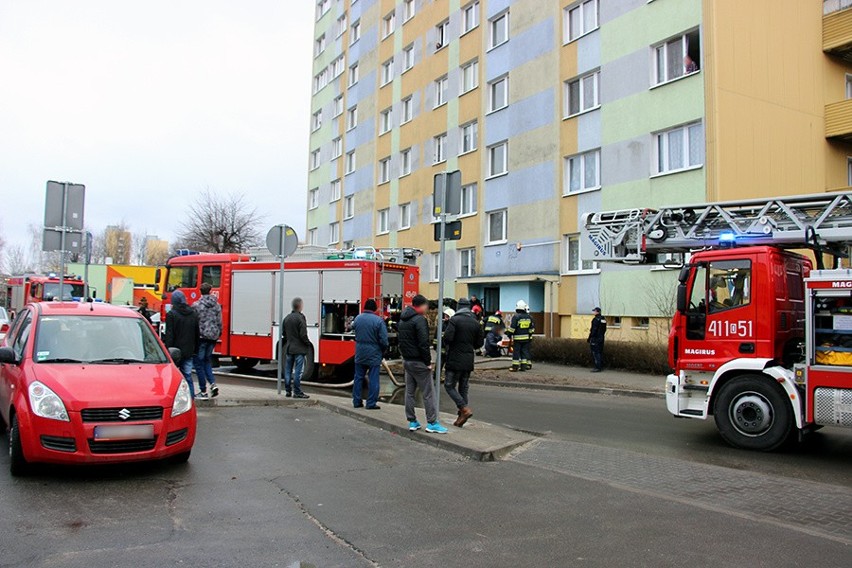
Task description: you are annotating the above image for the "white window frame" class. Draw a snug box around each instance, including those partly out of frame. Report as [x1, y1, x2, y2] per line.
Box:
[345, 150, 356, 174]
[461, 59, 479, 94]
[846, 74, 852, 99]
[653, 121, 704, 176]
[403, 0, 416, 22]
[488, 75, 509, 113]
[399, 202, 412, 230]
[348, 62, 359, 87]
[378, 157, 391, 184]
[462, 2, 480, 34]
[401, 148, 412, 176]
[350, 19, 361, 44]
[401, 96, 414, 123]
[308, 228, 318, 246]
[311, 110, 323, 132]
[377, 208, 390, 235]
[310, 149, 321, 171]
[653, 30, 700, 87]
[486, 209, 507, 245]
[316, 0, 330, 20]
[381, 58, 394, 86]
[436, 19, 450, 50]
[336, 13, 347, 38]
[330, 179, 342, 202]
[487, 141, 508, 178]
[460, 183, 477, 216]
[564, 0, 598, 44]
[459, 248, 476, 278]
[434, 76, 448, 107]
[308, 188, 319, 210]
[333, 96, 344, 117]
[331, 56, 345, 78]
[564, 71, 600, 118]
[331, 137, 343, 160]
[433, 133, 447, 164]
[383, 11, 396, 38]
[460, 121, 478, 155]
[562, 234, 599, 275]
[314, 33, 326, 57]
[403, 44, 415, 72]
[380, 108, 393, 134]
[430, 252, 440, 281]
[346, 106, 358, 130]
[489, 11, 509, 49]
[847, 156, 852, 186]
[313, 68, 329, 94]
[344, 195, 355, 220]
[329, 222, 340, 245]
[564, 149, 601, 195]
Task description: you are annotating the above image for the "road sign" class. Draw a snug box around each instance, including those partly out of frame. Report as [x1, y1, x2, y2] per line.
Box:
[44, 181, 85, 231]
[433, 170, 462, 216]
[43, 229, 83, 253]
[434, 220, 461, 241]
[266, 225, 299, 258]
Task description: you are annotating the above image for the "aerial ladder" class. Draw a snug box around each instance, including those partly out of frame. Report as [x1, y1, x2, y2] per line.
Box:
[581, 192, 852, 451]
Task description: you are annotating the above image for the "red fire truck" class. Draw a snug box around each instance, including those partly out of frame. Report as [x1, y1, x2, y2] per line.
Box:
[582, 193, 852, 450]
[5, 274, 87, 313]
[158, 248, 420, 381]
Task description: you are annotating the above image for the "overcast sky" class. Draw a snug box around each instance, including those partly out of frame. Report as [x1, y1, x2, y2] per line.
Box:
[0, 0, 313, 253]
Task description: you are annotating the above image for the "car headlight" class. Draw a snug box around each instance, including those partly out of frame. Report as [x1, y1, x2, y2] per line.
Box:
[171, 379, 193, 417]
[28, 381, 69, 422]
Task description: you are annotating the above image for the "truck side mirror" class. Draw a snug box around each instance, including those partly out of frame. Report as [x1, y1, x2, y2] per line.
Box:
[676, 284, 688, 314]
[154, 268, 162, 294]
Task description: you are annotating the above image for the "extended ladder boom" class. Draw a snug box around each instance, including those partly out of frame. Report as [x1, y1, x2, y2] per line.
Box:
[581, 192, 852, 262]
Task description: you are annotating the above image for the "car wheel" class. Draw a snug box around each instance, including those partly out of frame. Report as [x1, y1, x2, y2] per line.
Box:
[9, 414, 30, 476]
[713, 375, 794, 452]
[169, 451, 191, 465]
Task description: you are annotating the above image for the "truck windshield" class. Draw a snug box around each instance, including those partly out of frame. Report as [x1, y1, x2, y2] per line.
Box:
[34, 315, 168, 364]
[167, 266, 198, 291]
[43, 282, 86, 301]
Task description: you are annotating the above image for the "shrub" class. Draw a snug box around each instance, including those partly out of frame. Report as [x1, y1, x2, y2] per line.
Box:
[530, 337, 671, 375]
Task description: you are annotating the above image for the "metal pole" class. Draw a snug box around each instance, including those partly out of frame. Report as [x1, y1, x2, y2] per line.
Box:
[276, 225, 286, 395]
[58, 183, 68, 301]
[434, 176, 448, 411]
[83, 231, 91, 300]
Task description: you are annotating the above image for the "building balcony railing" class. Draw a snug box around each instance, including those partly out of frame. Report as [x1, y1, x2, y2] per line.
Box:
[824, 2, 852, 60]
[825, 98, 852, 139]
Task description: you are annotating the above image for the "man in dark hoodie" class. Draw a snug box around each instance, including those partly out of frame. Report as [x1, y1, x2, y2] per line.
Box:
[164, 290, 200, 399]
[443, 297, 484, 427]
[397, 294, 447, 434]
[192, 282, 222, 400]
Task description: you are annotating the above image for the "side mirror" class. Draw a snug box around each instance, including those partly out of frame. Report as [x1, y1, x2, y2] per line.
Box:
[168, 347, 182, 362]
[676, 284, 688, 314]
[0, 346, 17, 365]
[154, 268, 162, 294]
[91, 289, 98, 299]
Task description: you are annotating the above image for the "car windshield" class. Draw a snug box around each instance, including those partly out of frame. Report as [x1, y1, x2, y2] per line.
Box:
[43, 282, 86, 301]
[34, 315, 168, 364]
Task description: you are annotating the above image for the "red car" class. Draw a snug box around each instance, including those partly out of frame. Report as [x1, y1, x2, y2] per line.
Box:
[0, 301, 196, 475]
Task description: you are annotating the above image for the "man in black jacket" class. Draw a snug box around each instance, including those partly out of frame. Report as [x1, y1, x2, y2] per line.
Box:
[282, 297, 311, 399]
[588, 307, 607, 372]
[443, 297, 484, 427]
[398, 295, 447, 434]
[164, 290, 200, 398]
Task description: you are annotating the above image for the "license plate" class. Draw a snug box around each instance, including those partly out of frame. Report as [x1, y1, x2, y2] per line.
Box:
[93, 424, 154, 441]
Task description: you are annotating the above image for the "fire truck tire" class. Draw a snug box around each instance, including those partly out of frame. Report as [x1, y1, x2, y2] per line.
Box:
[233, 357, 259, 372]
[713, 375, 793, 451]
[302, 344, 316, 380]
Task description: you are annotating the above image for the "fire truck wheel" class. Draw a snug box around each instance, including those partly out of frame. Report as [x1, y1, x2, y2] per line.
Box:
[233, 357, 259, 372]
[713, 375, 793, 451]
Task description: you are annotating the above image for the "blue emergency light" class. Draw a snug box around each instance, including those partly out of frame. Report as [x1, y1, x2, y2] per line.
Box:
[719, 231, 736, 243]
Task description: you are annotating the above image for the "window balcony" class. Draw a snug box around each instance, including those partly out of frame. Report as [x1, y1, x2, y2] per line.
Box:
[825, 98, 852, 139]
[824, 2, 852, 61]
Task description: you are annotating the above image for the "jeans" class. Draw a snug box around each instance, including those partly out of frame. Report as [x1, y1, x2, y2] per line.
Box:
[353, 363, 380, 408]
[512, 341, 532, 368]
[590, 341, 604, 370]
[404, 360, 438, 424]
[177, 358, 196, 399]
[284, 354, 305, 394]
[193, 339, 216, 393]
[444, 370, 471, 409]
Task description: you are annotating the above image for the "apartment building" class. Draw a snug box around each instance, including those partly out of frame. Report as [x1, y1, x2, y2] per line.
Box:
[307, 0, 852, 341]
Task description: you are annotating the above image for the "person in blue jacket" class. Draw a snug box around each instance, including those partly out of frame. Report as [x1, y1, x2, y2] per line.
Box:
[352, 298, 389, 409]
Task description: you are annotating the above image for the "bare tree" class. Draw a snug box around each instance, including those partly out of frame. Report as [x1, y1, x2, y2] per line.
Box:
[175, 188, 264, 253]
[3, 244, 32, 274]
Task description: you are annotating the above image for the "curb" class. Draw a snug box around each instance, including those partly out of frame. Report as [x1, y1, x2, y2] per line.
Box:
[470, 378, 665, 399]
[195, 398, 320, 408]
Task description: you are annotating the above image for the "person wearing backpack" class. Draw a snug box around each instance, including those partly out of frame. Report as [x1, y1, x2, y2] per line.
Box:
[193, 282, 222, 399]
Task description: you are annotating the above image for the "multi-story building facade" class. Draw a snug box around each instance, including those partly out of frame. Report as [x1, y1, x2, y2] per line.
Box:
[307, 0, 852, 341]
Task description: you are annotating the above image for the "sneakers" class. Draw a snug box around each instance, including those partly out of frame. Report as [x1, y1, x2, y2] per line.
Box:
[210, 383, 219, 398]
[294, 393, 310, 399]
[454, 407, 473, 428]
[365, 405, 381, 410]
[284, 391, 292, 398]
[196, 391, 210, 400]
[426, 422, 449, 434]
[408, 421, 422, 431]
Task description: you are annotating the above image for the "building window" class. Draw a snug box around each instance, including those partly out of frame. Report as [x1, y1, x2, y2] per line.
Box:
[654, 29, 700, 86]
[383, 11, 396, 38]
[403, 0, 416, 22]
[486, 210, 507, 244]
[564, 234, 597, 273]
[435, 76, 448, 107]
[488, 75, 508, 112]
[430, 252, 440, 281]
[330, 179, 342, 202]
[401, 96, 413, 123]
[564, 0, 598, 43]
[332, 137, 342, 159]
[461, 183, 477, 215]
[399, 202, 412, 230]
[344, 195, 355, 220]
[316, 0, 330, 20]
[609, 316, 622, 329]
[345, 150, 356, 174]
[459, 248, 476, 278]
[310, 149, 321, 170]
[564, 149, 600, 194]
[401, 148, 412, 176]
[462, 2, 479, 34]
[434, 133, 447, 164]
[378, 157, 391, 184]
[333, 95, 344, 117]
[314, 34, 326, 57]
[847, 157, 852, 186]
[329, 222, 340, 245]
[382, 58, 394, 85]
[308, 228, 318, 246]
[313, 68, 329, 93]
[487, 141, 508, 177]
[348, 63, 359, 87]
[331, 56, 345, 78]
[336, 14, 347, 37]
[460, 121, 478, 154]
[564, 71, 599, 117]
[350, 19, 361, 44]
[377, 209, 390, 234]
[346, 106, 358, 130]
[380, 108, 393, 134]
[311, 110, 322, 132]
[461, 59, 479, 94]
[343, 240, 354, 250]
[308, 188, 319, 210]
[654, 122, 703, 175]
[847, 74, 852, 99]
[489, 11, 509, 49]
[403, 44, 415, 72]
[633, 317, 650, 329]
[436, 19, 450, 50]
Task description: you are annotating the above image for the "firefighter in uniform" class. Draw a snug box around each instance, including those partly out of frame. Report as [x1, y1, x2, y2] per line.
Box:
[484, 310, 503, 334]
[507, 300, 534, 371]
[588, 307, 607, 372]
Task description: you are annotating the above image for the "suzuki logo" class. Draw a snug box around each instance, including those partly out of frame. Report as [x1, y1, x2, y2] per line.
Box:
[118, 408, 131, 421]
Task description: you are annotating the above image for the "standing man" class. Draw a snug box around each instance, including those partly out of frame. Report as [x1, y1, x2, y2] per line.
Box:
[282, 297, 311, 399]
[138, 297, 153, 324]
[443, 298, 483, 427]
[193, 282, 222, 399]
[164, 290, 200, 398]
[398, 294, 448, 434]
[506, 300, 534, 372]
[352, 299, 388, 409]
[588, 307, 607, 372]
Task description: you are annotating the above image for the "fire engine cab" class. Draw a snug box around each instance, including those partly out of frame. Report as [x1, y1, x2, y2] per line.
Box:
[5, 274, 87, 313]
[582, 193, 852, 450]
[158, 247, 420, 381]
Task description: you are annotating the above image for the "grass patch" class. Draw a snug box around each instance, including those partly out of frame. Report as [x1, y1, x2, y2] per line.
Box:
[530, 337, 671, 375]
